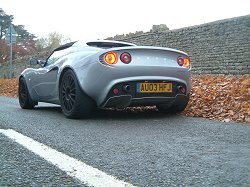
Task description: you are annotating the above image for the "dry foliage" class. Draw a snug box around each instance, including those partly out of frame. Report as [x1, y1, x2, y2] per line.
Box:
[0, 78, 19, 98]
[182, 75, 250, 123]
[0, 75, 249, 123]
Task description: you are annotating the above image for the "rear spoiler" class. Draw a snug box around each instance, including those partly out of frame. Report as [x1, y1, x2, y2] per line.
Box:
[86, 40, 136, 48]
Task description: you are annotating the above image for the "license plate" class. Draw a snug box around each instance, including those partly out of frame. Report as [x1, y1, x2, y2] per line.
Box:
[137, 82, 172, 93]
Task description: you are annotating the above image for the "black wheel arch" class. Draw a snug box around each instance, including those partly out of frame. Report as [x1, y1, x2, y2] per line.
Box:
[58, 67, 96, 104]
[59, 67, 72, 89]
[18, 76, 37, 108]
[59, 67, 81, 94]
[19, 75, 30, 98]
[59, 68, 96, 118]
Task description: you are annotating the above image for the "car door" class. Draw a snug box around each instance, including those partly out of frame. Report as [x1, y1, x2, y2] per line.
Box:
[30, 50, 65, 102]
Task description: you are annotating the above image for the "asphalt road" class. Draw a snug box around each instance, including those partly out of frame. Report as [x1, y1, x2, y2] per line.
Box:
[0, 96, 249, 187]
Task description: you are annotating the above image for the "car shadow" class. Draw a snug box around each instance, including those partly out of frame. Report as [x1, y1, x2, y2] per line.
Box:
[34, 106, 62, 113]
[91, 108, 174, 120]
[32, 105, 178, 120]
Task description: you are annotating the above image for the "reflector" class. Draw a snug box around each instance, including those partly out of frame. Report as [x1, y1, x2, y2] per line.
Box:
[181, 87, 186, 94]
[113, 88, 119, 94]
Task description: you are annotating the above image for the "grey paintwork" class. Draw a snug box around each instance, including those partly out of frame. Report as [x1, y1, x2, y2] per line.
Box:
[20, 40, 191, 107]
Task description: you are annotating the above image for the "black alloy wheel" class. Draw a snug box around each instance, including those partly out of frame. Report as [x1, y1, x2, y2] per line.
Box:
[18, 77, 36, 109]
[61, 73, 76, 112]
[60, 69, 96, 119]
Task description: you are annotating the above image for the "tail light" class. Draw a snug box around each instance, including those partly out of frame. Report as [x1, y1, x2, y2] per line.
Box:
[184, 57, 190, 69]
[120, 52, 131, 64]
[177, 56, 190, 69]
[177, 56, 184, 66]
[104, 52, 118, 64]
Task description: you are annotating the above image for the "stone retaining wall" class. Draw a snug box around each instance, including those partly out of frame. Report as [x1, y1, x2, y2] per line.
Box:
[0, 15, 249, 78]
[107, 15, 250, 75]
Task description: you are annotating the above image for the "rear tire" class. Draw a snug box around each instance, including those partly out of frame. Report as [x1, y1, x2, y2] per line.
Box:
[59, 69, 96, 119]
[18, 77, 36, 109]
[157, 95, 189, 114]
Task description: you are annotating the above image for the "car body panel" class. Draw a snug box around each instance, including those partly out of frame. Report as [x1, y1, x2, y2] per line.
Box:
[20, 40, 191, 109]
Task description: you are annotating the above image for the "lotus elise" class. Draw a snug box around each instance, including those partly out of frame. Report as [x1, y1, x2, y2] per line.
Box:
[18, 40, 191, 118]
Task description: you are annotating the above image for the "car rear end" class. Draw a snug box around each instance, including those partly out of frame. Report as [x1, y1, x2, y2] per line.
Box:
[78, 45, 191, 110]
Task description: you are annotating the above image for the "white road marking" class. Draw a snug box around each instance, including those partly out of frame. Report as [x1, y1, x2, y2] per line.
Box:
[0, 129, 136, 187]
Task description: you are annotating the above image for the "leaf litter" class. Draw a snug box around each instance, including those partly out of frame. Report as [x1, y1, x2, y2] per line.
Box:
[0, 75, 249, 123]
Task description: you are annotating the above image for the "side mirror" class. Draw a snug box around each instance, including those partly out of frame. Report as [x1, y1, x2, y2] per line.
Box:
[37, 60, 46, 67]
[30, 58, 38, 65]
[29, 58, 46, 67]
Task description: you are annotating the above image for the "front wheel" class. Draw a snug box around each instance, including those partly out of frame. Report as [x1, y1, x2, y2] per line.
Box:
[18, 77, 37, 109]
[59, 69, 96, 119]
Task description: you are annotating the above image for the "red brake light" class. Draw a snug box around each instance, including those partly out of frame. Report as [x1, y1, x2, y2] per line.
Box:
[177, 56, 184, 66]
[120, 52, 131, 64]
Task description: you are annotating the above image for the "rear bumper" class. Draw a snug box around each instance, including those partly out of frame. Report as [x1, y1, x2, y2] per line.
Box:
[75, 62, 191, 107]
[100, 80, 188, 108]
[102, 94, 188, 108]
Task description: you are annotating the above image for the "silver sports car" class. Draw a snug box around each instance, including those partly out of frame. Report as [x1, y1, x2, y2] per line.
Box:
[18, 40, 191, 118]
